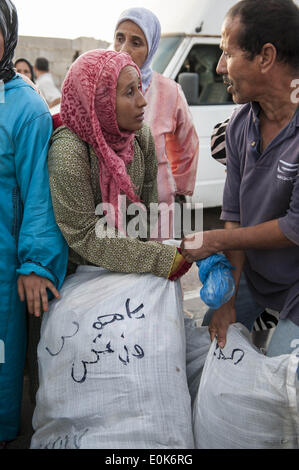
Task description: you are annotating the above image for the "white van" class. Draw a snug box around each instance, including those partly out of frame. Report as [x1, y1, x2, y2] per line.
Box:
[151, 0, 239, 208]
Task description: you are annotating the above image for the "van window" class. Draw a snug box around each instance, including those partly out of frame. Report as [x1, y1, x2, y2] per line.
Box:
[152, 36, 183, 74]
[177, 44, 233, 105]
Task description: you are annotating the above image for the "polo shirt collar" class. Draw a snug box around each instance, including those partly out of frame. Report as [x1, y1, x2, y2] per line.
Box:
[250, 101, 261, 119]
[250, 101, 299, 127]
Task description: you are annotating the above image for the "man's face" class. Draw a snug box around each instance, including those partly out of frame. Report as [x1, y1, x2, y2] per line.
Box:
[216, 15, 261, 104]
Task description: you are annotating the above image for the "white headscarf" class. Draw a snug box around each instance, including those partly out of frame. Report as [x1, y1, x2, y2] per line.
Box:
[115, 7, 161, 93]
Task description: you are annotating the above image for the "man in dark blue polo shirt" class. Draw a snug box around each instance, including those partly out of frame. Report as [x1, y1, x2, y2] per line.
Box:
[181, 0, 299, 359]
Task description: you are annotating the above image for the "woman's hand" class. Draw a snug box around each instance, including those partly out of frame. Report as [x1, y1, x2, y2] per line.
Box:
[17, 273, 60, 317]
[168, 249, 193, 281]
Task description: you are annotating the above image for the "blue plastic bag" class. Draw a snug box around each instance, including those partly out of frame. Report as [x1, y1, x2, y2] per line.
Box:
[196, 254, 235, 309]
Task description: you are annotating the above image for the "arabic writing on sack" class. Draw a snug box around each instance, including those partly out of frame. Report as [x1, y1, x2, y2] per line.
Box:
[39, 428, 89, 449]
[45, 298, 145, 384]
[214, 343, 245, 365]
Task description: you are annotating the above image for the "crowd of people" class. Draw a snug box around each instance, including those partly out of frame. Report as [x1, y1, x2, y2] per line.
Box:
[14, 56, 61, 111]
[0, 0, 298, 449]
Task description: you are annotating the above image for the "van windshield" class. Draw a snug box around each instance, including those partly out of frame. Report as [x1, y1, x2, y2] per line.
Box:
[151, 36, 183, 74]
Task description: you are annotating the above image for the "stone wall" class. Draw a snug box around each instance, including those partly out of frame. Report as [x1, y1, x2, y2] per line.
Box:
[14, 35, 110, 89]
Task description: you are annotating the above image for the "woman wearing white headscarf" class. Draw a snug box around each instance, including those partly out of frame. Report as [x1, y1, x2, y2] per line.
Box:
[114, 7, 199, 239]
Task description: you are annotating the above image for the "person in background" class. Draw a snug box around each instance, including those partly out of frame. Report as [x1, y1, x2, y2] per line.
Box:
[34, 56, 61, 110]
[14, 57, 35, 82]
[48, 49, 191, 283]
[0, 1, 68, 448]
[181, 0, 299, 363]
[113, 7, 199, 240]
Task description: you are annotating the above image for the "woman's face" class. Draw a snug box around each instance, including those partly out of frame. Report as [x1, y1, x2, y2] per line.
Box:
[116, 65, 147, 132]
[0, 30, 4, 61]
[114, 20, 148, 69]
[15, 60, 32, 80]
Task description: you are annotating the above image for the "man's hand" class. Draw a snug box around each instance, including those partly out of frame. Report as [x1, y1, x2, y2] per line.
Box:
[180, 231, 219, 263]
[17, 273, 60, 317]
[208, 302, 236, 348]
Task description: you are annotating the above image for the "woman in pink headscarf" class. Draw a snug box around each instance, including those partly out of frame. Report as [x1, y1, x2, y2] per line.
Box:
[113, 7, 199, 239]
[48, 49, 191, 281]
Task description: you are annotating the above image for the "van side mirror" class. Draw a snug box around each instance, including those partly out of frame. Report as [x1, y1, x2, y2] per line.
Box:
[178, 73, 199, 105]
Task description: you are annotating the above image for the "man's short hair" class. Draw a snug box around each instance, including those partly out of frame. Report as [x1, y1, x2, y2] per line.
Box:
[228, 0, 299, 71]
[35, 57, 49, 72]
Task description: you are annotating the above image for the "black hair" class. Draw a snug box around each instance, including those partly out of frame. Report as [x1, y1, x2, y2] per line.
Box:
[228, 0, 299, 71]
[35, 57, 49, 72]
[14, 57, 35, 82]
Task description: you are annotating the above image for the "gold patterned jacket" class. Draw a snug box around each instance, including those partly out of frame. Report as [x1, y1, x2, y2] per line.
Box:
[48, 124, 177, 278]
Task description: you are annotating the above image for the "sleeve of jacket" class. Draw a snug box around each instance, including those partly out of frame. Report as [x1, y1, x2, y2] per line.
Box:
[137, 125, 158, 207]
[15, 111, 68, 289]
[135, 125, 159, 238]
[165, 84, 199, 195]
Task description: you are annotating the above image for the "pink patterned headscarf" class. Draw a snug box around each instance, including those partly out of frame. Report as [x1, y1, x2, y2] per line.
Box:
[60, 49, 142, 225]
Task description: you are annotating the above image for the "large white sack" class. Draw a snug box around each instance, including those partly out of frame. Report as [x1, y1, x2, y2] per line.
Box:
[31, 266, 194, 449]
[184, 319, 211, 406]
[193, 323, 299, 449]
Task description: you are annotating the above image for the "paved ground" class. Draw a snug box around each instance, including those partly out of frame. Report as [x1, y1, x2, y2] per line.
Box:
[6, 208, 223, 450]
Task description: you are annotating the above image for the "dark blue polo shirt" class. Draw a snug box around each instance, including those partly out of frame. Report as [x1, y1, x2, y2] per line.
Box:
[221, 102, 299, 324]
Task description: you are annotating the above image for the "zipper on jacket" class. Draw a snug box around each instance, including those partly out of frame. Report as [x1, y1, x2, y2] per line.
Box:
[11, 186, 23, 242]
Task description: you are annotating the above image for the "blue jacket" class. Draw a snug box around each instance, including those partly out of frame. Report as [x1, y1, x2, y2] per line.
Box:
[0, 75, 68, 441]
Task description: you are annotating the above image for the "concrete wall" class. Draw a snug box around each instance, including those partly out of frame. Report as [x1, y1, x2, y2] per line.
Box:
[14, 35, 110, 89]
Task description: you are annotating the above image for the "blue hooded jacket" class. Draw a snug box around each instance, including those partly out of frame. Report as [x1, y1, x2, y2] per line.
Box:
[0, 75, 68, 441]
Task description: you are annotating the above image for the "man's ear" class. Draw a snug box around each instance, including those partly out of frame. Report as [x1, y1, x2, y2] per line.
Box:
[259, 43, 277, 73]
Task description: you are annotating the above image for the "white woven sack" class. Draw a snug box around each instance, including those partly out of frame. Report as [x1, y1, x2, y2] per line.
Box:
[193, 323, 299, 449]
[31, 266, 194, 449]
[184, 320, 211, 406]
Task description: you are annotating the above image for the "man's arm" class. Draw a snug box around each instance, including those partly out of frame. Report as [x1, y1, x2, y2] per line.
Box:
[181, 219, 294, 347]
[207, 221, 245, 348]
[181, 218, 293, 263]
